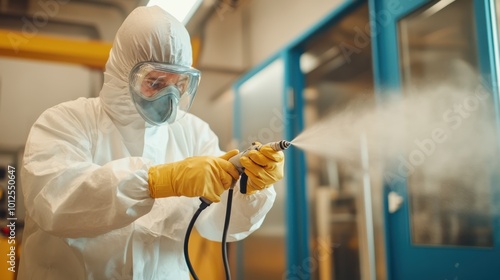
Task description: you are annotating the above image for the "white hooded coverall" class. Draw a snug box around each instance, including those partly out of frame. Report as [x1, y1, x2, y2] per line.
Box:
[18, 6, 276, 280]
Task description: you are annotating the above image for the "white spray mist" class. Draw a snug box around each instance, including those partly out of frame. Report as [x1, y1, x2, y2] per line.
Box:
[291, 84, 499, 186]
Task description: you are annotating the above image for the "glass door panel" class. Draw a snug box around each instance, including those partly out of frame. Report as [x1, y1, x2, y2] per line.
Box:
[371, 0, 500, 279]
[398, 0, 494, 248]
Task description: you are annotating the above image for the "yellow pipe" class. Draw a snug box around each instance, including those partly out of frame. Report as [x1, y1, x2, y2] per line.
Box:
[0, 29, 202, 69]
[0, 29, 112, 69]
[191, 35, 202, 68]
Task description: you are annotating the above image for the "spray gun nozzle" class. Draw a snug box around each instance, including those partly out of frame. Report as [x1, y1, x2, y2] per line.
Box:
[268, 140, 291, 151]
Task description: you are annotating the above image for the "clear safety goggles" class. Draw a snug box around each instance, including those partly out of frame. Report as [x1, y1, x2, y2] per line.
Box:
[128, 62, 201, 125]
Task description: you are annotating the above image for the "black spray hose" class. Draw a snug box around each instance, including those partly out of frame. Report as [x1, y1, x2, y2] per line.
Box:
[184, 198, 210, 280]
[222, 188, 234, 280]
[184, 193, 234, 280]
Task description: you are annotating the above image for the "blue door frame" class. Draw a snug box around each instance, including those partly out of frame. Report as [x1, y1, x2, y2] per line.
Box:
[368, 0, 500, 279]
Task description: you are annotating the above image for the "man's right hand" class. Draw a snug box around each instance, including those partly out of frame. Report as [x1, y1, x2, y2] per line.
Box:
[148, 150, 240, 202]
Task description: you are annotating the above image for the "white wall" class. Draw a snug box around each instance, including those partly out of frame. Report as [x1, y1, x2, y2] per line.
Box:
[26, 0, 133, 40]
[246, 0, 343, 64]
[200, 0, 344, 68]
[0, 1, 128, 151]
[0, 57, 99, 150]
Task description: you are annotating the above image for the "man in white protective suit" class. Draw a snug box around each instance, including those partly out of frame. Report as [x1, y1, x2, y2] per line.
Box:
[18, 6, 284, 280]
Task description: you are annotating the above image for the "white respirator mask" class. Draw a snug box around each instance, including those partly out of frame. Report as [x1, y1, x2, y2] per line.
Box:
[128, 61, 201, 125]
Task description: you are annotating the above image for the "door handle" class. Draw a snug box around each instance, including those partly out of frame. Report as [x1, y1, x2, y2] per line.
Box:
[388, 191, 404, 213]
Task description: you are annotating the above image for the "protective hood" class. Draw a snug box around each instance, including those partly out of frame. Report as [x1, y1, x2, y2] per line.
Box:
[99, 6, 193, 128]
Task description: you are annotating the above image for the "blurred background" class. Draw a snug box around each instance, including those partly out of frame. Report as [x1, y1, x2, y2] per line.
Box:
[1, 0, 500, 279]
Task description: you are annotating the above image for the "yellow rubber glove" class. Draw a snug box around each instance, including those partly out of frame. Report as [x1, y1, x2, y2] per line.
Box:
[148, 150, 240, 202]
[239, 142, 285, 194]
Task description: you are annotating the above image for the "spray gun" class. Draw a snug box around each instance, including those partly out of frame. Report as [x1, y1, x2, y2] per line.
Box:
[199, 140, 291, 204]
[229, 140, 291, 173]
[228, 140, 291, 194]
